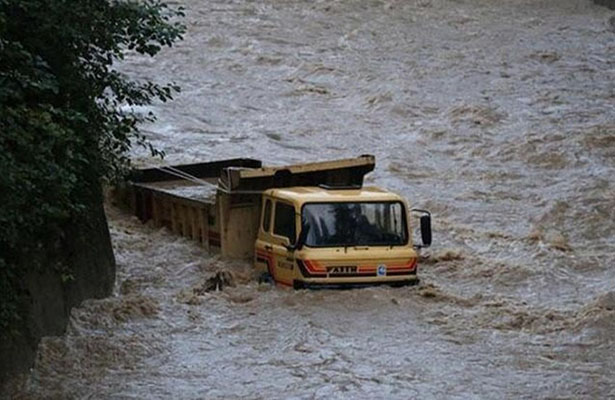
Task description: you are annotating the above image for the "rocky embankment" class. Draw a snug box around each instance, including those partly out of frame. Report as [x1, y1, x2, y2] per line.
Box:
[0, 185, 115, 391]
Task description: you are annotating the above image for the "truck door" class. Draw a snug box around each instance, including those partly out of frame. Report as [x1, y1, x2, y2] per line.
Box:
[269, 200, 297, 287]
[255, 197, 274, 276]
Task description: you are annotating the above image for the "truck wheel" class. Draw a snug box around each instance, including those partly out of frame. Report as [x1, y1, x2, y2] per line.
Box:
[258, 272, 273, 285]
[293, 280, 306, 290]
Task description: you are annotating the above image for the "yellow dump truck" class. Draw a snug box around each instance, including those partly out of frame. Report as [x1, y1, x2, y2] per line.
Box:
[126, 155, 431, 288]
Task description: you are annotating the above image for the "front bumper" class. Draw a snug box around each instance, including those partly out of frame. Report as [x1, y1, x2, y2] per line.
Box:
[292, 275, 419, 289]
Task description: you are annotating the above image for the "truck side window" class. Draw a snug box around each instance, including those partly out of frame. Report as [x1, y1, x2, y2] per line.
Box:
[273, 202, 296, 244]
[263, 199, 272, 232]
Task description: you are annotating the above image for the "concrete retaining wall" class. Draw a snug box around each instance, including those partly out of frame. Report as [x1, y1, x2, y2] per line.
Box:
[0, 185, 115, 389]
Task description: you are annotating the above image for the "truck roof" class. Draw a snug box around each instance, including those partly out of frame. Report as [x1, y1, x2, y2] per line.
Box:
[264, 186, 405, 206]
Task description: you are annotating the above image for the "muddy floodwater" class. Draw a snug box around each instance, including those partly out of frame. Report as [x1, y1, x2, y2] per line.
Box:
[10, 0, 615, 398]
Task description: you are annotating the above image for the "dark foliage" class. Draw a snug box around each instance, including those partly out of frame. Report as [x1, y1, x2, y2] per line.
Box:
[0, 0, 184, 333]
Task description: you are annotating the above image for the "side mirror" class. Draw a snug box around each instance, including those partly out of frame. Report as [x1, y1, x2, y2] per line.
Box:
[420, 215, 432, 247]
[412, 208, 432, 248]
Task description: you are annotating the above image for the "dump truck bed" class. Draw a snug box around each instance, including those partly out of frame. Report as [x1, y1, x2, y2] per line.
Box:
[125, 155, 376, 258]
[133, 180, 218, 203]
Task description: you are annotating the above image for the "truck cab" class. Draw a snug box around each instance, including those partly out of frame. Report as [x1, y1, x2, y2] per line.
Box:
[255, 186, 429, 288]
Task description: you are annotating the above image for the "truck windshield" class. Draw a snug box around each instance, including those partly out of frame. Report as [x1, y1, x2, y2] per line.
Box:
[302, 202, 407, 247]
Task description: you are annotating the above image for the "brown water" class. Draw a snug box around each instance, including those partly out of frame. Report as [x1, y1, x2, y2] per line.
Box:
[10, 0, 615, 398]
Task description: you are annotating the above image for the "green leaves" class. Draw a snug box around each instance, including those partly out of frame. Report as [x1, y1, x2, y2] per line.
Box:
[0, 0, 184, 333]
[115, 0, 185, 56]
